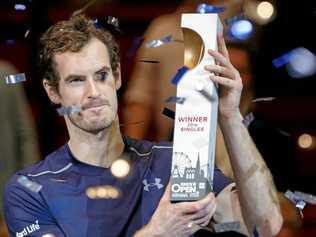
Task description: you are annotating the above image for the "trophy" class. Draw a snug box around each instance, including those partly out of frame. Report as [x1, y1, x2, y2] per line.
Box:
[170, 13, 222, 202]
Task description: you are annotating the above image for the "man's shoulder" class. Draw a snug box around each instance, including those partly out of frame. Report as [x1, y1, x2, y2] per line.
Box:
[5, 144, 71, 191]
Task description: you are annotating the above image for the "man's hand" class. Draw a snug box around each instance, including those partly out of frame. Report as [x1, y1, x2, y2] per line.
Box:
[204, 34, 243, 120]
[135, 183, 216, 237]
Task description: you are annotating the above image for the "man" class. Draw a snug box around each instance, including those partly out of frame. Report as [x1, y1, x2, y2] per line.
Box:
[3, 14, 282, 237]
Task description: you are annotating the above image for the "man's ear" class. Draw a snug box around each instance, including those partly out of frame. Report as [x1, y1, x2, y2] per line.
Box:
[113, 64, 121, 90]
[42, 79, 61, 104]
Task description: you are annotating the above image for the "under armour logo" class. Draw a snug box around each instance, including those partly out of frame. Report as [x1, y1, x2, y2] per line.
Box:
[143, 178, 164, 191]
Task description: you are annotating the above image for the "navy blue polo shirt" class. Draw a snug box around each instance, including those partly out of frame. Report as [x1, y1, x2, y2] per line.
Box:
[3, 137, 232, 237]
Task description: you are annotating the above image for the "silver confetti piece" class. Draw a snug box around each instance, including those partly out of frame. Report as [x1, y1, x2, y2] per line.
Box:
[296, 200, 306, 210]
[213, 221, 241, 233]
[17, 176, 42, 193]
[4, 73, 26, 84]
[242, 112, 255, 128]
[165, 96, 186, 104]
[285, 190, 298, 203]
[294, 191, 316, 205]
[57, 105, 81, 116]
[24, 28, 31, 38]
[252, 97, 276, 103]
[285, 189, 315, 211]
[195, 82, 215, 101]
[107, 16, 119, 28]
[145, 35, 173, 48]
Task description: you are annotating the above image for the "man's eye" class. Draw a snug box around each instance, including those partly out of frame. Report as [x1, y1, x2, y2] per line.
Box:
[97, 71, 108, 81]
[69, 78, 84, 84]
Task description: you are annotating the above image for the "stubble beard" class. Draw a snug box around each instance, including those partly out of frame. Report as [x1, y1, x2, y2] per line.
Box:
[68, 109, 115, 134]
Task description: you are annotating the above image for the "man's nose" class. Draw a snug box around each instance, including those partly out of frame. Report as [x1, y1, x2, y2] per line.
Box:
[85, 79, 101, 98]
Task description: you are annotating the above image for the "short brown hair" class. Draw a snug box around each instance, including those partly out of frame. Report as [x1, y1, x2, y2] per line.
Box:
[37, 14, 120, 92]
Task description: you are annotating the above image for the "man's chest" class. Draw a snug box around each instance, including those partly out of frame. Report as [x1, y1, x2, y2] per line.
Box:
[41, 172, 145, 236]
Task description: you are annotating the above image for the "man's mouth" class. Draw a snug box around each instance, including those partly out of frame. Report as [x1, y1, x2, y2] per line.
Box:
[82, 101, 109, 110]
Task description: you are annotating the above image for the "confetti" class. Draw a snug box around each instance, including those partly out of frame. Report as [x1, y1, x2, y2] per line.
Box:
[252, 97, 276, 103]
[119, 121, 145, 127]
[242, 112, 255, 128]
[285, 190, 316, 210]
[56, 105, 81, 116]
[272, 51, 292, 68]
[17, 176, 42, 193]
[165, 96, 186, 104]
[145, 35, 173, 48]
[287, 47, 316, 78]
[136, 59, 160, 64]
[296, 200, 306, 210]
[72, 0, 97, 16]
[93, 16, 122, 34]
[14, 4, 26, 11]
[171, 66, 189, 85]
[284, 190, 298, 203]
[225, 14, 253, 40]
[4, 73, 26, 84]
[197, 4, 225, 13]
[213, 221, 241, 233]
[195, 82, 214, 101]
[162, 107, 175, 120]
[294, 191, 316, 205]
[24, 28, 31, 38]
[277, 129, 291, 137]
[272, 48, 316, 78]
[107, 16, 119, 28]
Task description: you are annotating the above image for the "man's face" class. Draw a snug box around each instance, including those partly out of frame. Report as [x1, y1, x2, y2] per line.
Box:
[45, 37, 121, 133]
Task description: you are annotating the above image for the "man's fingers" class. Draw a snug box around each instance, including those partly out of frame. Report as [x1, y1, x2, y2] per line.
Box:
[208, 49, 233, 70]
[175, 192, 215, 214]
[208, 49, 229, 67]
[191, 198, 216, 220]
[204, 65, 235, 79]
[217, 34, 230, 60]
[192, 203, 217, 227]
[209, 75, 238, 89]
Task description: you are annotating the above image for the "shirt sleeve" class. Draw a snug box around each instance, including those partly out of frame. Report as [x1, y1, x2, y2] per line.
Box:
[3, 176, 65, 237]
[213, 167, 234, 196]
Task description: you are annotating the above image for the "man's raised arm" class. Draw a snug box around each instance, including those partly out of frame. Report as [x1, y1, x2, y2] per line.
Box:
[205, 35, 283, 236]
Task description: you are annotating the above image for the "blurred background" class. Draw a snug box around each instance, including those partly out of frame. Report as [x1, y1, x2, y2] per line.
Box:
[0, 0, 315, 236]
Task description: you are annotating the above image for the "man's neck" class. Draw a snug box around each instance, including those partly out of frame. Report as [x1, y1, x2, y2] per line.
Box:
[66, 118, 125, 168]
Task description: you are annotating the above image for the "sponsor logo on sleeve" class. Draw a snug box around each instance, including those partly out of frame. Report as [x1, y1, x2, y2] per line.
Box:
[16, 220, 40, 237]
